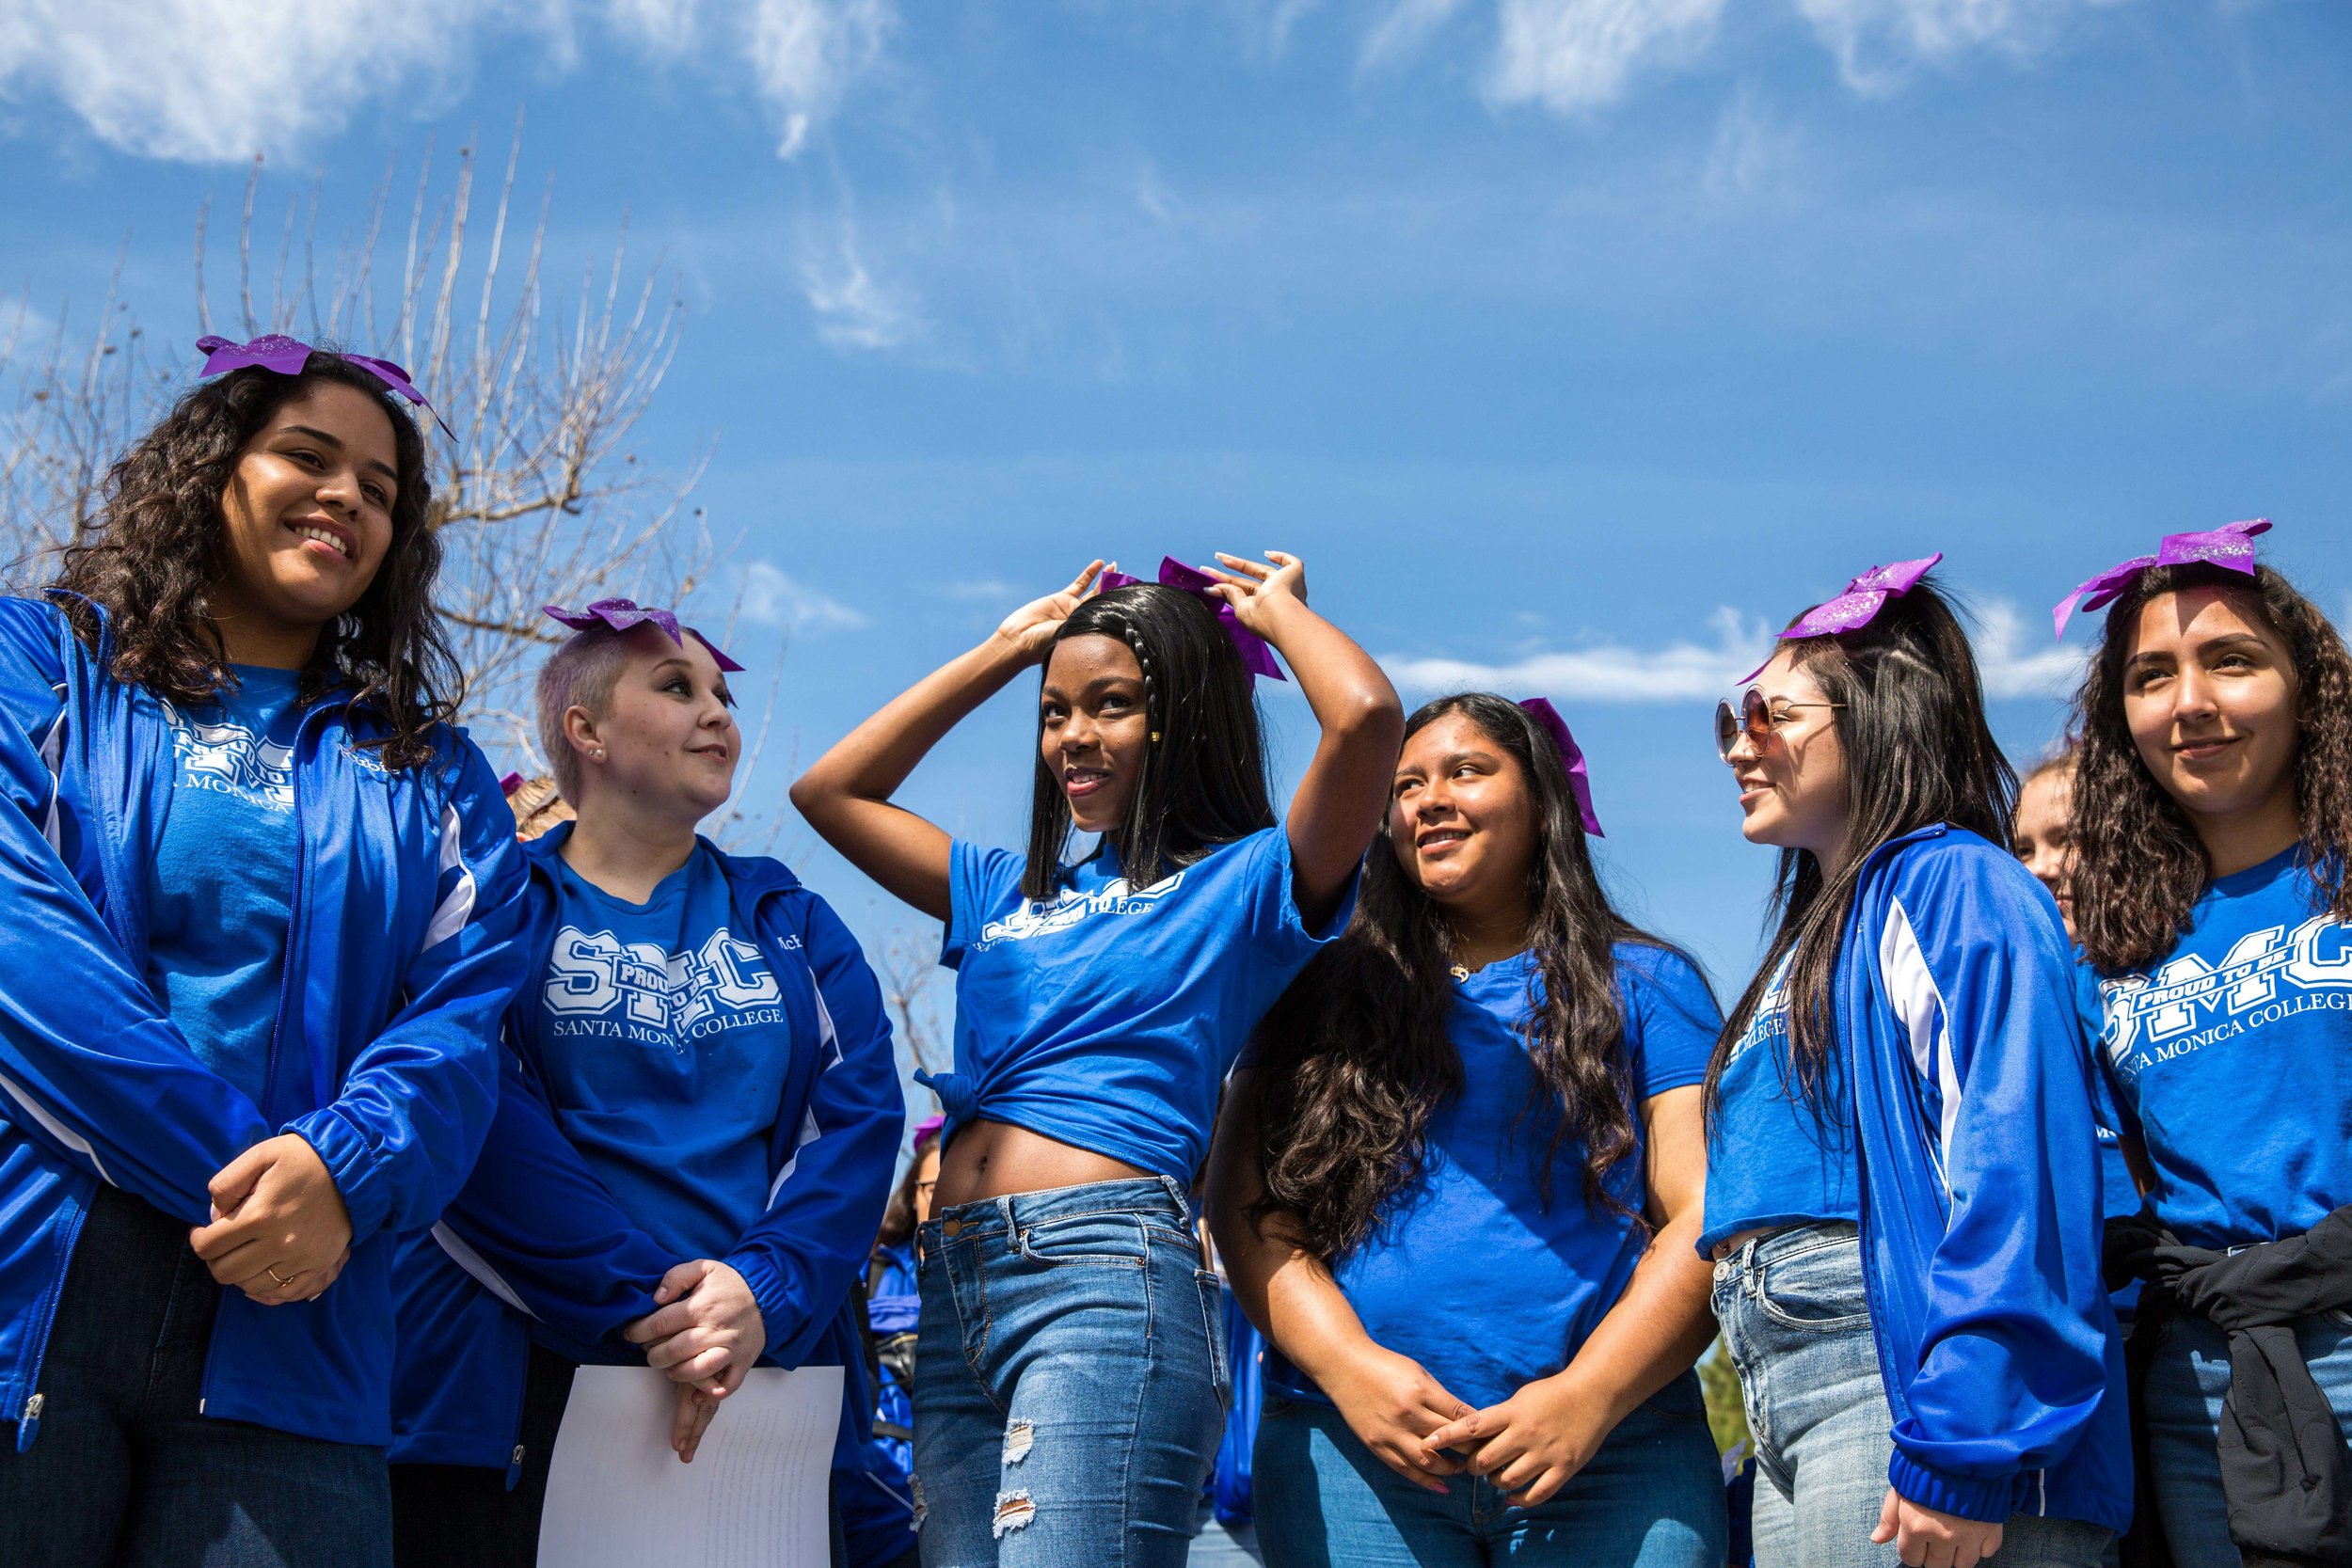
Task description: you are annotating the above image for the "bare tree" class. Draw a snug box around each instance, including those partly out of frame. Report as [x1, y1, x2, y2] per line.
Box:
[2, 123, 739, 768]
[877, 922, 949, 1084]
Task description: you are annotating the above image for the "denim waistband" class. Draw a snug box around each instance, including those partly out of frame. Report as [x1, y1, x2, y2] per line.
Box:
[922, 1174, 1193, 1242]
[1723, 1218, 1860, 1273]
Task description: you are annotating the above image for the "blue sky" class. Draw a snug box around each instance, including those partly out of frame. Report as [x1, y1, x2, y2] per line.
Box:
[6, 0, 2349, 1065]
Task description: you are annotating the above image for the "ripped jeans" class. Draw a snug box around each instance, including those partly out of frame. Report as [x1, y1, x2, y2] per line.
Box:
[912, 1177, 1229, 1568]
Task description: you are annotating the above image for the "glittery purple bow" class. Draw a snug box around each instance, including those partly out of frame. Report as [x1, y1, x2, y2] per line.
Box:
[2051, 519, 2272, 640]
[1740, 553, 1944, 682]
[1518, 697, 1603, 837]
[499, 771, 525, 797]
[1095, 557, 1287, 682]
[195, 333, 456, 440]
[541, 598, 745, 673]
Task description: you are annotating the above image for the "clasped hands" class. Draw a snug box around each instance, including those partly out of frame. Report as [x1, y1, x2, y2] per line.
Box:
[623, 1259, 767, 1465]
[1326, 1345, 1618, 1510]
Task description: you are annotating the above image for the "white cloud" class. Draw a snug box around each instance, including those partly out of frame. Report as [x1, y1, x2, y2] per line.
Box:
[1481, 0, 2134, 117]
[1703, 87, 1804, 198]
[0, 0, 891, 165]
[1486, 0, 1729, 114]
[1383, 604, 1772, 700]
[799, 215, 925, 351]
[1361, 0, 1470, 70]
[1383, 599, 2086, 702]
[749, 0, 894, 160]
[739, 561, 866, 632]
[1795, 0, 2130, 94]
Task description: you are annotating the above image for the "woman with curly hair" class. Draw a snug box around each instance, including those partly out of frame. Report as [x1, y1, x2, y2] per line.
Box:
[0, 337, 531, 1568]
[2059, 520, 2352, 1566]
[1208, 691, 1727, 1567]
[793, 551, 1400, 1566]
[1701, 558, 2125, 1568]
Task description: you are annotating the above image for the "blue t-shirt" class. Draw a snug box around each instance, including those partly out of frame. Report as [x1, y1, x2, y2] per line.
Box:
[522, 845, 795, 1261]
[1697, 952, 1862, 1256]
[1264, 943, 1720, 1414]
[934, 826, 1350, 1183]
[2085, 847, 2352, 1250]
[144, 667, 303, 1103]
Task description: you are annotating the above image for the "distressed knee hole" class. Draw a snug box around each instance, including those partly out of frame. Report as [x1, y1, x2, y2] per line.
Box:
[992, 1489, 1036, 1538]
[1002, 1418, 1034, 1465]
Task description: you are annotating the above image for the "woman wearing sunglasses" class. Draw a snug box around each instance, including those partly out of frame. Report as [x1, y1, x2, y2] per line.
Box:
[1699, 559, 2127, 1568]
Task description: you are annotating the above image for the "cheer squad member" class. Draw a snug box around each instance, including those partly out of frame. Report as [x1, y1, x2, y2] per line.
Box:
[792, 552, 1401, 1565]
[2058, 520, 2352, 1566]
[0, 336, 530, 1566]
[1701, 557, 2127, 1568]
[1209, 692, 1727, 1566]
[387, 601, 904, 1565]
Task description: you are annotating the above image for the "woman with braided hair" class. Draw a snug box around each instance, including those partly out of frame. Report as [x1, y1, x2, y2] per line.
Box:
[792, 551, 1403, 1566]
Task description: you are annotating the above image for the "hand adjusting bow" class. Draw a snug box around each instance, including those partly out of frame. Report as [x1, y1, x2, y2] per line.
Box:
[1097, 557, 1287, 682]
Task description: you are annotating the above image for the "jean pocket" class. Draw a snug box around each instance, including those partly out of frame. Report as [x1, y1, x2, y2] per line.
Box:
[1755, 1247, 1872, 1332]
[1015, 1211, 1148, 1268]
[1195, 1269, 1232, 1411]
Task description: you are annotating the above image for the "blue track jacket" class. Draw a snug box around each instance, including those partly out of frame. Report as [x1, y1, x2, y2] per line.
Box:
[390, 824, 904, 1479]
[0, 594, 531, 1449]
[1843, 826, 2131, 1529]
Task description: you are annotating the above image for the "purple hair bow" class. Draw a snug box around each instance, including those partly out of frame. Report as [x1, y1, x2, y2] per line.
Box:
[1095, 557, 1287, 682]
[196, 333, 456, 440]
[1518, 698, 1602, 837]
[1740, 553, 1944, 682]
[2051, 519, 2272, 640]
[542, 598, 745, 673]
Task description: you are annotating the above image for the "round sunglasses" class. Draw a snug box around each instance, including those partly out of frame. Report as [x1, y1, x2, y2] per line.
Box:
[1714, 687, 1846, 760]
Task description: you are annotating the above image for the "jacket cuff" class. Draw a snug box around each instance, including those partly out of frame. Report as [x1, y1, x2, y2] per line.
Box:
[726, 1249, 804, 1366]
[286, 1107, 389, 1245]
[1886, 1449, 2014, 1525]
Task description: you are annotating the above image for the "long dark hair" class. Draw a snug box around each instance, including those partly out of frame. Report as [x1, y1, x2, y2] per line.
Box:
[2070, 562, 2352, 974]
[1021, 583, 1275, 900]
[50, 353, 459, 769]
[874, 1125, 941, 1250]
[1246, 692, 1685, 1260]
[1704, 578, 2015, 1118]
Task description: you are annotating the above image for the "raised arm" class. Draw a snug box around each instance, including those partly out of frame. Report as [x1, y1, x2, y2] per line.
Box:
[789, 562, 1104, 921]
[1419, 1085, 1718, 1506]
[1200, 553, 1403, 930]
[1204, 1069, 1469, 1494]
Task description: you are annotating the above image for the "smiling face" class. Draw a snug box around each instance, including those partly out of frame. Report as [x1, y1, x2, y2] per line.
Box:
[209, 382, 400, 662]
[1039, 633, 1151, 836]
[1387, 710, 1539, 926]
[569, 626, 740, 824]
[2013, 765, 2078, 941]
[2121, 586, 2301, 828]
[1724, 649, 1852, 867]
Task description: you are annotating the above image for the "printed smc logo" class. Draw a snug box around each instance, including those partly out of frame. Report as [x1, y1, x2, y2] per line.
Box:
[2099, 916, 2352, 1074]
[162, 700, 294, 811]
[975, 872, 1185, 949]
[543, 925, 783, 1048]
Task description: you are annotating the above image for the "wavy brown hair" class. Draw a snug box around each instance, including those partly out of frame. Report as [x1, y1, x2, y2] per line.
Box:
[1244, 692, 1697, 1260]
[49, 353, 458, 768]
[1704, 578, 2015, 1121]
[2070, 562, 2352, 973]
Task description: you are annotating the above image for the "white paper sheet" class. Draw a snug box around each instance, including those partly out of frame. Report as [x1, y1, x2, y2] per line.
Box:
[537, 1365, 842, 1568]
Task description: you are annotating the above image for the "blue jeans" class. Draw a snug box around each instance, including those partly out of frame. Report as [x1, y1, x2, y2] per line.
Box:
[912, 1177, 1228, 1567]
[0, 1184, 392, 1568]
[2140, 1307, 2352, 1567]
[1250, 1372, 1726, 1566]
[1712, 1222, 2110, 1568]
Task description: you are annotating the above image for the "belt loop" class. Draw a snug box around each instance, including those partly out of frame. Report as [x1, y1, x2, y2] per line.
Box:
[1158, 1173, 1191, 1222]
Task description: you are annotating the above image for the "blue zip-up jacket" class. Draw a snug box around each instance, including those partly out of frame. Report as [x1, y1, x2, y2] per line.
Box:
[390, 823, 904, 1478]
[1841, 825, 2131, 1529]
[0, 594, 530, 1448]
